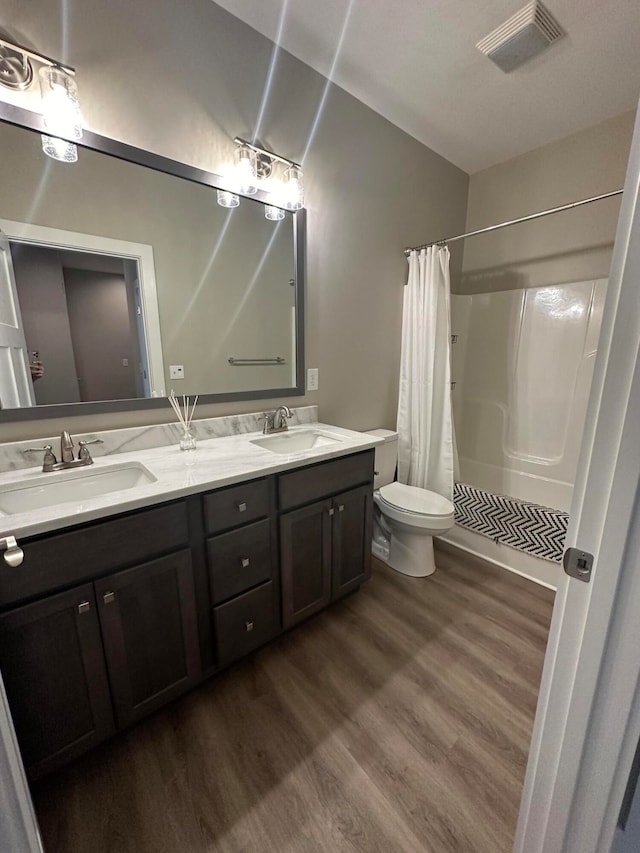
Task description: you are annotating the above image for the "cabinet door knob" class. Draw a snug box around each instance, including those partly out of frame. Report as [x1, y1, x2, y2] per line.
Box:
[103, 591, 116, 604]
[245, 620, 254, 632]
[241, 557, 250, 568]
[237, 501, 247, 513]
[77, 601, 91, 614]
[328, 508, 335, 516]
[338, 504, 345, 512]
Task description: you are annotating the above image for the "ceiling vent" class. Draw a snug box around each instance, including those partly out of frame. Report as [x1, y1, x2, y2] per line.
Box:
[477, 1, 564, 72]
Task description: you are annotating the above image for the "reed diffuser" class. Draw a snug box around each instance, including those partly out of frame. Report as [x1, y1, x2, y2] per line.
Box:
[168, 391, 198, 451]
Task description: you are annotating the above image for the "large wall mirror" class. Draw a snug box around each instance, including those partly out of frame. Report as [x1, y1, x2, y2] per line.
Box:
[0, 105, 305, 422]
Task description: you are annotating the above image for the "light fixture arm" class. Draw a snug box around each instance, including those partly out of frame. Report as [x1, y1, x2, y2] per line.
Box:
[233, 137, 301, 170]
[0, 36, 75, 76]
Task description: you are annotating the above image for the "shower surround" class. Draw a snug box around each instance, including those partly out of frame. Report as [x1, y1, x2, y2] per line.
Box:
[445, 278, 607, 586]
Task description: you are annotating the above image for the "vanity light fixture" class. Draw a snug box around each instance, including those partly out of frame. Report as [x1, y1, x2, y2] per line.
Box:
[233, 136, 304, 209]
[39, 65, 82, 162]
[0, 37, 82, 163]
[216, 189, 240, 208]
[282, 164, 304, 211]
[234, 142, 258, 194]
[264, 205, 285, 221]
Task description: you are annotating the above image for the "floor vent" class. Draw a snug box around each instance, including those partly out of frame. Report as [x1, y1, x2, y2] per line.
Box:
[477, 1, 564, 73]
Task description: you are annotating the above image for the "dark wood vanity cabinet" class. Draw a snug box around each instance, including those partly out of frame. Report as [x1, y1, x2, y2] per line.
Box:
[280, 498, 333, 627]
[279, 451, 375, 628]
[95, 550, 201, 728]
[331, 484, 373, 599]
[0, 448, 375, 779]
[0, 501, 199, 779]
[203, 477, 280, 667]
[0, 584, 114, 780]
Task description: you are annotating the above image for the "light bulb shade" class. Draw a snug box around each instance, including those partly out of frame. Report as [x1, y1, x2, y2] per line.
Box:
[41, 135, 78, 163]
[283, 165, 304, 210]
[265, 205, 285, 221]
[39, 66, 82, 142]
[234, 143, 258, 194]
[217, 189, 240, 208]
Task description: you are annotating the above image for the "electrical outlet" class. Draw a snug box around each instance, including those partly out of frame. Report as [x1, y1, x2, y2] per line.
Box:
[306, 368, 319, 391]
[122, 358, 129, 367]
[169, 365, 185, 380]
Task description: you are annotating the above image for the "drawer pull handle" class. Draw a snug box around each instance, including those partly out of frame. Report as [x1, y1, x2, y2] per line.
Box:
[241, 557, 250, 568]
[338, 504, 345, 512]
[237, 502, 247, 513]
[103, 591, 116, 604]
[245, 621, 254, 632]
[78, 601, 91, 614]
[328, 508, 335, 516]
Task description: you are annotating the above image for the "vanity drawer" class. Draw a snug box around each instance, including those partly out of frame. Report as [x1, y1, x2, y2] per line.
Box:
[213, 581, 277, 667]
[0, 501, 189, 609]
[277, 450, 375, 511]
[207, 518, 273, 604]
[203, 478, 270, 535]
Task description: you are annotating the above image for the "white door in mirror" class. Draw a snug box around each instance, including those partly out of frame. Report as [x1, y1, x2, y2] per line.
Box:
[307, 368, 319, 391]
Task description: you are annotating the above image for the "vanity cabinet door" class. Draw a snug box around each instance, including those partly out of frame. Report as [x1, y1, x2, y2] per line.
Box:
[331, 485, 373, 600]
[95, 550, 200, 728]
[0, 584, 114, 780]
[280, 499, 333, 628]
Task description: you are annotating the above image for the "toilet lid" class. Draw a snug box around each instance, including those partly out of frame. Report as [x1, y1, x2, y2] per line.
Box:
[379, 482, 454, 515]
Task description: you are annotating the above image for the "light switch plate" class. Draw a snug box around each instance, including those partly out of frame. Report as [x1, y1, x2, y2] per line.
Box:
[307, 368, 319, 391]
[169, 365, 185, 380]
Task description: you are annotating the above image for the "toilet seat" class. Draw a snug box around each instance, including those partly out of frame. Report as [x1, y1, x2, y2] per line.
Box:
[379, 482, 454, 515]
[376, 482, 454, 530]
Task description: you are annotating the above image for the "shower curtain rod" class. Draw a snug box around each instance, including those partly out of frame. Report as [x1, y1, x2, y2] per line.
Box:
[404, 189, 623, 256]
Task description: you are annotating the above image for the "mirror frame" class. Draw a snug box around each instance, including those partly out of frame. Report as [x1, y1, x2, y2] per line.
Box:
[0, 102, 305, 422]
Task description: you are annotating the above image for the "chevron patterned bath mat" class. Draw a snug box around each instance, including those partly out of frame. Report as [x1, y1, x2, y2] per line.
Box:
[454, 482, 569, 563]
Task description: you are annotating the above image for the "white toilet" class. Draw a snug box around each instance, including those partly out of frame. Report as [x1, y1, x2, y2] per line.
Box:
[365, 429, 455, 577]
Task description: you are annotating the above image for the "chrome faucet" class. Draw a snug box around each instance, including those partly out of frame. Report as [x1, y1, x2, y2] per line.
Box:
[262, 405, 293, 434]
[24, 432, 104, 472]
[60, 430, 75, 463]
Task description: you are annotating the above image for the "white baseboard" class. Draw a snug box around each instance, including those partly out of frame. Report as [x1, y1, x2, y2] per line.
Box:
[438, 525, 560, 591]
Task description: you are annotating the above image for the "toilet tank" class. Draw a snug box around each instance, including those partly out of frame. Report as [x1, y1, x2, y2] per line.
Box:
[363, 429, 398, 489]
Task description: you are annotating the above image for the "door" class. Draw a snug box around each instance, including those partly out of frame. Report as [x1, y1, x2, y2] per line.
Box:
[515, 105, 640, 853]
[64, 268, 138, 402]
[0, 230, 35, 409]
[280, 499, 333, 628]
[331, 484, 373, 600]
[95, 550, 200, 728]
[0, 584, 114, 780]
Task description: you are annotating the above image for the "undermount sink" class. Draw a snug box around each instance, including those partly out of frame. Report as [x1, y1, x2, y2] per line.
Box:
[0, 462, 157, 515]
[251, 429, 342, 455]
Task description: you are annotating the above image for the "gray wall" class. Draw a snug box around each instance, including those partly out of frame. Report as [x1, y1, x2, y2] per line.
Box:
[0, 0, 468, 441]
[460, 111, 636, 294]
[10, 245, 81, 405]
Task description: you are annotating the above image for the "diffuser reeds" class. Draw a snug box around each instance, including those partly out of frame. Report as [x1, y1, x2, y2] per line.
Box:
[168, 390, 198, 450]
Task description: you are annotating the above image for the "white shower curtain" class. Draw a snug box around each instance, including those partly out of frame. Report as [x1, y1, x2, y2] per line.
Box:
[397, 246, 458, 501]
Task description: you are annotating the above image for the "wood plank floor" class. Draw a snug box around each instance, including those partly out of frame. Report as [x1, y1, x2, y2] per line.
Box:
[32, 545, 555, 853]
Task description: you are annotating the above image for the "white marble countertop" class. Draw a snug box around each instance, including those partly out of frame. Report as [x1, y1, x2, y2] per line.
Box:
[0, 424, 383, 541]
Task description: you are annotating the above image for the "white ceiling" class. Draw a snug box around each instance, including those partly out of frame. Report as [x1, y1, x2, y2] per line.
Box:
[213, 0, 640, 173]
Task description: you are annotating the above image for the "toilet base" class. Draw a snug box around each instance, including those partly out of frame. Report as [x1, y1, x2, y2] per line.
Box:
[372, 514, 440, 578]
[386, 529, 437, 577]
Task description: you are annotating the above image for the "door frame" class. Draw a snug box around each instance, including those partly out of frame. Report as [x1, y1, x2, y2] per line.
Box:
[0, 219, 166, 398]
[0, 230, 36, 408]
[0, 673, 43, 851]
[514, 104, 640, 853]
